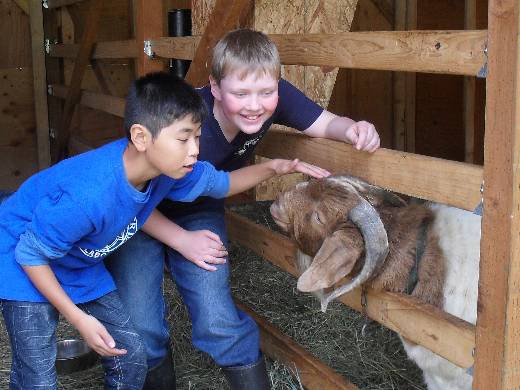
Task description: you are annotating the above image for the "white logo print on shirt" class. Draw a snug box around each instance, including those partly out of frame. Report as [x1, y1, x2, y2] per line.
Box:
[235, 136, 262, 156]
[78, 218, 138, 258]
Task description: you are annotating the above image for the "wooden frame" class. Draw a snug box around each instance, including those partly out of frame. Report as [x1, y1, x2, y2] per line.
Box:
[31, 0, 520, 388]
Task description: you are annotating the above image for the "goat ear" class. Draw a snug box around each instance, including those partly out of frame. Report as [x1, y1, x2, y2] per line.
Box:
[297, 228, 364, 292]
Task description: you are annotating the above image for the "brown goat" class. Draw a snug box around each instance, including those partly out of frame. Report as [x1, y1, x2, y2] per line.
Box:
[270, 175, 445, 311]
[270, 175, 480, 390]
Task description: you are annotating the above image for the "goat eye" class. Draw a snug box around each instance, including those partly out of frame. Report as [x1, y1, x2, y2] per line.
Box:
[314, 212, 323, 225]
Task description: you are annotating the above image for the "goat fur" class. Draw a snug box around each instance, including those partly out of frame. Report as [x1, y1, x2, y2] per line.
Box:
[270, 176, 481, 390]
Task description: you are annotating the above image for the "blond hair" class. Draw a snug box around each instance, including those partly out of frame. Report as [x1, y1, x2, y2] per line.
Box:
[211, 29, 280, 83]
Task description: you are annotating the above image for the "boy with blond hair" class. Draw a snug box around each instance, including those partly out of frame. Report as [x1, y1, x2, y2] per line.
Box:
[107, 29, 379, 389]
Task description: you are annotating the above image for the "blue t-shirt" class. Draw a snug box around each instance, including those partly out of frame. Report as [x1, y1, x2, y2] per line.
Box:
[159, 78, 324, 217]
[0, 138, 229, 303]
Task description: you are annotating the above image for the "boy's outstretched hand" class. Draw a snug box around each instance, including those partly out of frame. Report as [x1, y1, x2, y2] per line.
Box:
[345, 120, 380, 152]
[270, 159, 331, 179]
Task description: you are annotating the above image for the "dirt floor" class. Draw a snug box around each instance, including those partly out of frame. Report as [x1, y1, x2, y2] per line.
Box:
[0, 202, 426, 390]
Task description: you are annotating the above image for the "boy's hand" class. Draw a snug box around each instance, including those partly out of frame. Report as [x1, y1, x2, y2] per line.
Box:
[177, 229, 228, 271]
[74, 312, 127, 357]
[271, 159, 331, 179]
[345, 120, 380, 152]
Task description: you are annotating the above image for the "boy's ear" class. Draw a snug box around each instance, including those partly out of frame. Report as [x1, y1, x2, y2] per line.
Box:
[129, 124, 151, 152]
[209, 75, 222, 101]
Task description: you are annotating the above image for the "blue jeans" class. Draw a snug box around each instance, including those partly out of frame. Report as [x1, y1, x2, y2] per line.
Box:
[106, 211, 260, 368]
[1, 291, 147, 390]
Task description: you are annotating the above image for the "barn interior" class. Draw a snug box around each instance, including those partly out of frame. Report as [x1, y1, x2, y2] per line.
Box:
[3, 1, 520, 389]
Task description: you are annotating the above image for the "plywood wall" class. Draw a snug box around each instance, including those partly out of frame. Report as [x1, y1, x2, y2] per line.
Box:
[0, 0, 37, 190]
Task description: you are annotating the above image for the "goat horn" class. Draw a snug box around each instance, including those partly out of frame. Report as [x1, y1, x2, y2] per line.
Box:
[320, 198, 389, 312]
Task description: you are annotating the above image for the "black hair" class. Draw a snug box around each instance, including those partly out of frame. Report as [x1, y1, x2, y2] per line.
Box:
[124, 72, 207, 140]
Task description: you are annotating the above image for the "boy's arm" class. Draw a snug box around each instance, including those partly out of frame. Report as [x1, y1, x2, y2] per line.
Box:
[227, 158, 330, 197]
[142, 210, 228, 271]
[21, 264, 127, 356]
[303, 110, 380, 152]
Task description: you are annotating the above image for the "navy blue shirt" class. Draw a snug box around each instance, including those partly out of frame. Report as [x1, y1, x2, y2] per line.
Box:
[159, 78, 324, 217]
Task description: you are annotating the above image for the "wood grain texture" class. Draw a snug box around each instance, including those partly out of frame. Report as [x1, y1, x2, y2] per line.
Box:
[151, 30, 487, 76]
[256, 131, 483, 211]
[474, 0, 520, 388]
[28, 0, 51, 168]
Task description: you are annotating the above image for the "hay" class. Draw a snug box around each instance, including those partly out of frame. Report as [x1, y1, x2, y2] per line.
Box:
[0, 201, 426, 389]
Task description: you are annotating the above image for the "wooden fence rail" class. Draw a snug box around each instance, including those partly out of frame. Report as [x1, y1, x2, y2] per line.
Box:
[150, 30, 487, 76]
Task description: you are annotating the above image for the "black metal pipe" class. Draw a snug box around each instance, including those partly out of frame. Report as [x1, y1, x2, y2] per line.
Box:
[168, 9, 192, 79]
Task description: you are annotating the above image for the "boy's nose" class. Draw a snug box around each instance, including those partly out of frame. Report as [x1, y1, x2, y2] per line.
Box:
[189, 138, 199, 157]
[245, 95, 261, 110]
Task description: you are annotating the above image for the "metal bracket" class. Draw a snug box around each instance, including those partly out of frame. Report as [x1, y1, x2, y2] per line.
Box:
[49, 128, 56, 139]
[47, 85, 53, 95]
[44, 38, 58, 55]
[477, 43, 488, 78]
[42, 0, 49, 8]
[144, 40, 155, 59]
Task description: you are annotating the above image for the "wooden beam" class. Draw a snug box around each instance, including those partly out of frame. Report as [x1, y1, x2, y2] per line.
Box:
[43, 0, 87, 9]
[185, 0, 254, 87]
[50, 84, 125, 118]
[474, 0, 520, 389]
[464, 0, 477, 163]
[226, 211, 475, 368]
[28, 0, 51, 169]
[405, 1, 417, 153]
[255, 131, 483, 211]
[152, 30, 488, 76]
[56, 0, 103, 158]
[237, 301, 359, 390]
[49, 40, 139, 59]
[134, 0, 166, 76]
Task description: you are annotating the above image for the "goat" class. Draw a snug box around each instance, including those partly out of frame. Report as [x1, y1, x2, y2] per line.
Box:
[269, 175, 480, 390]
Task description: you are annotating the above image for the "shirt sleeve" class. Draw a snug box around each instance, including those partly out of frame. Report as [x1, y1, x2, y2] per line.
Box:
[15, 191, 94, 266]
[165, 161, 230, 202]
[274, 78, 324, 131]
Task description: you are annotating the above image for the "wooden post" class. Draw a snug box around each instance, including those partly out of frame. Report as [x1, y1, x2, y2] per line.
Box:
[55, 0, 103, 158]
[28, 0, 51, 169]
[392, 0, 416, 152]
[464, 0, 476, 163]
[133, 0, 166, 76]
[473, 0, 520, 388]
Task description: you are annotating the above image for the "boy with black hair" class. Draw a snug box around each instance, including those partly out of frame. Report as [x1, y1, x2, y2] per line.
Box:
[0, 71, 327, 390]
[108, 29, 381, 389]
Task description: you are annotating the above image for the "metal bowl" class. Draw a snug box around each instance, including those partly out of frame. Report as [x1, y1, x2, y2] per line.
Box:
[56, 339, 99, 374]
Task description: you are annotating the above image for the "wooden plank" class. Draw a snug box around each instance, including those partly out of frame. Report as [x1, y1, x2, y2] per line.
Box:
[464, 0, 476, 163]
[1, 0, 32, 69]
[226, 211, 475, 368]
[133, 0, 166, 76]
[255, 131, 483, 211]
[50, 84, 125, 118]
[151, 30, 488, 76]
[49, 40, 139, 59]
[56, 0, 103, 158]
[405, 1, 417, 153]
[44, 0, 87, 9]
[474, 0, 520, 389]
[237, 301, 359, 390]
[392, 1, 407, 151]
[0, 67, 38, 189]
[28, 0, 51, 169]
[185, 0, 253, 87]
